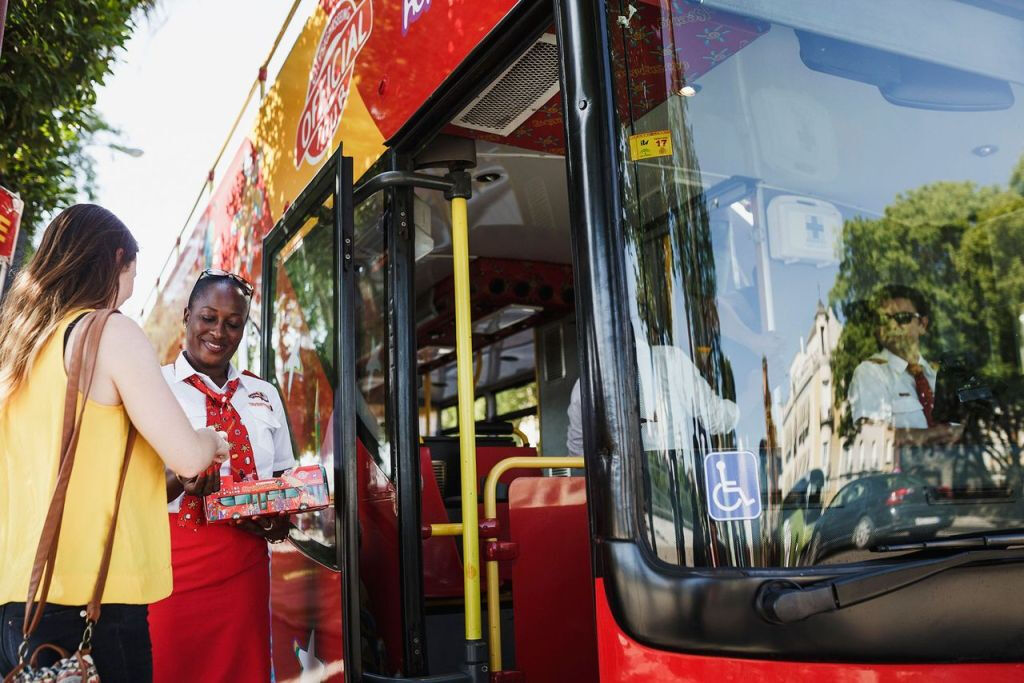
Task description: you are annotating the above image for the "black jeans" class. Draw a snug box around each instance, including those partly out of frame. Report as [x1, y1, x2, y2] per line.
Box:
[0, 602, 151, 682]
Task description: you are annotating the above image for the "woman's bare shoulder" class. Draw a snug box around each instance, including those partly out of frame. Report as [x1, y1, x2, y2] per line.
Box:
[97, 313, 156, 361]
[100, 312, 146, 337]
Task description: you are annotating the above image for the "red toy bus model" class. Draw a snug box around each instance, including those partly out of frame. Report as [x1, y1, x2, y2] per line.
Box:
[203, 465, 330, 523]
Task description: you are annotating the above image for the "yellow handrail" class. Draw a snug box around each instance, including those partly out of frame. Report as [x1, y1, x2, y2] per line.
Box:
[482, 456, 584, 672]
[511, 426, 530, 448]
[450, 195, 483, 642]
[430, 523, 463, 537]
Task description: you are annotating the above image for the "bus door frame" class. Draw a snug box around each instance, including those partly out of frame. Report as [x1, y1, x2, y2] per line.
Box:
[260, 148, 366, 679]
[381, 152, 430, 676]
[373, 0, 596, 677]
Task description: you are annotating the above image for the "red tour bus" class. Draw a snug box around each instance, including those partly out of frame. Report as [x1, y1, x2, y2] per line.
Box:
[144, 0, 1024, 680]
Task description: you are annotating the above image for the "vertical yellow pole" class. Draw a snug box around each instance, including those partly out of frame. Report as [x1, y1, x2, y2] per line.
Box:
[486, 551, 502, 670]
[450, 195, 482, 641]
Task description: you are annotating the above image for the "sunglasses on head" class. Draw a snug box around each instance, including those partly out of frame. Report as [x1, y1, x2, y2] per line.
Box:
[195, 268, 254, 297]
[883, 311, 922, 325]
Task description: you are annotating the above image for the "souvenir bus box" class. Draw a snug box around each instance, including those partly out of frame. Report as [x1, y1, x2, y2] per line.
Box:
[204, 465, 330, 523]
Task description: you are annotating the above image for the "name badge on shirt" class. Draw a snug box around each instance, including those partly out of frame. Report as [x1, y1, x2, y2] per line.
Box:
[248, 391, 273, 411]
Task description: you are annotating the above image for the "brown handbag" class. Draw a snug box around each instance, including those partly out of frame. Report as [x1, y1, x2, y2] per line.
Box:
[4, 310, 138, 683]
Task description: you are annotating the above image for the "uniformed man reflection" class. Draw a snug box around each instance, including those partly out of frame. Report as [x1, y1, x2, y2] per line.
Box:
[849, 285, 960, 446]
[567, 340, 739, 456]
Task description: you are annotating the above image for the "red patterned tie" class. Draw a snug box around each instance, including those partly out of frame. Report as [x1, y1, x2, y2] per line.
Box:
[907, 363, 935, 428]
[177, 375, 259, 529]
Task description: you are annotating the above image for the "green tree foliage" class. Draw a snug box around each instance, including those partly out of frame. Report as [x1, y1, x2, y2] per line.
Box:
[0, 0, 153, 255]
[831, 156, 1024, 401]
[829, 154, 1024, 481]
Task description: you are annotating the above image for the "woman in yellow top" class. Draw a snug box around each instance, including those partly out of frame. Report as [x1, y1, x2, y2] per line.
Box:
[0, 205, 229, 682]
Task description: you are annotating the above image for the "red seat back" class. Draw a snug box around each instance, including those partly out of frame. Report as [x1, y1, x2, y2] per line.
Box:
[508, 477, 598, 683]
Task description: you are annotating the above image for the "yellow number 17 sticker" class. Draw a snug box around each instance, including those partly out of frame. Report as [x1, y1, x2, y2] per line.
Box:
[628, 130, 673, 161]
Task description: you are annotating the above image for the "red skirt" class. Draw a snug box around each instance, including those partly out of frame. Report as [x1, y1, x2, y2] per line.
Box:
[149, 514, 271, 683]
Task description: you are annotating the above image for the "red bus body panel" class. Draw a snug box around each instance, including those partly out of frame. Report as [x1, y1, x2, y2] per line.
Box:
[508, 477, 599, 683]
[271, 548, 345, 682]
[355, 0, 520, 140]
[594, 577, 1024, 682]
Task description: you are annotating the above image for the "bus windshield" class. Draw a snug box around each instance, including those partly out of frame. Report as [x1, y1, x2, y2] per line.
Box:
[607, 0, 1024, 567]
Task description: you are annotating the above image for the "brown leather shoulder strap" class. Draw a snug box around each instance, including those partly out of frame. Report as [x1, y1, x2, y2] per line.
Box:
[22, 309, 129, 635]
[86, 424, 136, 622]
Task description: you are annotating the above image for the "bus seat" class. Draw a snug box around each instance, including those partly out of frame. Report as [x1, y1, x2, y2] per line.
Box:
[421, 439, 540, 587]
[508, 477, 598, 683]
[420, 446, 465, 599]
[422, 428, 516, 502]
[422, 433, 538, 506]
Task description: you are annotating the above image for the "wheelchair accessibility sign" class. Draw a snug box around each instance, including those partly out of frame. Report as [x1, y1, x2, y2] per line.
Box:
[704, 451, 762, 521]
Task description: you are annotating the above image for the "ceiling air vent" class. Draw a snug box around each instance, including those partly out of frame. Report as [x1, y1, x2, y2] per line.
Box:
[453, 34, 560, 136]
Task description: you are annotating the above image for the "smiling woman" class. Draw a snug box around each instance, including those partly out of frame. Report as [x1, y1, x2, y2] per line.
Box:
[147, 269, 296, 682]
[181, 271, 252, 384]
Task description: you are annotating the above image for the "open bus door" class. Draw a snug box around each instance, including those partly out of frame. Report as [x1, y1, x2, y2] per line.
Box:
[262, 141, 541, 682]
[261, 149, 370, 681]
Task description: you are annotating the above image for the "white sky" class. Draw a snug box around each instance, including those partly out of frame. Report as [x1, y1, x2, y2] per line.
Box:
[92, 0, 316, 320]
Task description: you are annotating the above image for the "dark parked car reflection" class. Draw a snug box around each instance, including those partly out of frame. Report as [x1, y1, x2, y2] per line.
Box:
[779, 469, 824, 566]
[806, 473, 953, 563]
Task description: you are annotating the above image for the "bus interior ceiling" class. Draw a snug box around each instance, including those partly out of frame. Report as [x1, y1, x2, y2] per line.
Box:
[413, 136, 575, 443]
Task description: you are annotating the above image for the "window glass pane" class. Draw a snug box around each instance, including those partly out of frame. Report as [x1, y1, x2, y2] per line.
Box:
[439, 396, 490, 430]
[607, 0, 1024, 568]
[495, 382, 538, 416]
[269, 192, 336, 546]
[496, 382, 540, 448]
[353, 193, 392, 479]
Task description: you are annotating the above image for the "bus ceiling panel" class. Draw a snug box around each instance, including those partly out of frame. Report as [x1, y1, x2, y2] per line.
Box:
[444, 93, 566, 157]
[448, 33, 561, 142]
[410, 143, 573, 268]
[411, 234, 573, 280]
[435, 29, 566, 156]
[601, 539, 1024, 661]
[699, 0, 1024, 85]
[386, 0, 554, 153]
[413, 257, 574, 373]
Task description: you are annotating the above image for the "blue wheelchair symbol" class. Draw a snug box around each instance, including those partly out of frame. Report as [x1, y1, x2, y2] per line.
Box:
[704, 451, 762, 521]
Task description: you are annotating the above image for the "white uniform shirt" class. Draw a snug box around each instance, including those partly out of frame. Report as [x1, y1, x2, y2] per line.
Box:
[566, 380, 583, 456]
[637, 343, 739, 450]
[849, 348, 937, 430]
[565, 342, 740, 455]
[163, 352, 296, 513]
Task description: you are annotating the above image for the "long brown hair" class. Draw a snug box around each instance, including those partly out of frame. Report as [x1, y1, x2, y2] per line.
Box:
[0, 204, 138, 407]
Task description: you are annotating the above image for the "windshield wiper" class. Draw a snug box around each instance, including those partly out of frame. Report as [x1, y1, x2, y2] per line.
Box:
[756, 548, 1024, 624]
[874, 530, 1024, 552]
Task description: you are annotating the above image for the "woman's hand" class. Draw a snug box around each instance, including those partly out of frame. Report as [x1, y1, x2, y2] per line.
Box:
[197, 427, 231, 464]
[176, 470, 221, 497]
[232, 514, 291, 543]
[166, 430, 228, 500]
[166, 463, 223, 502]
